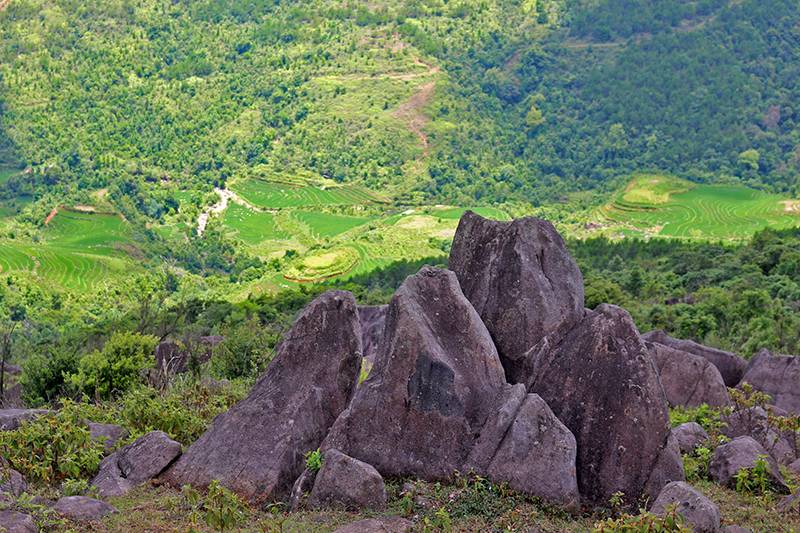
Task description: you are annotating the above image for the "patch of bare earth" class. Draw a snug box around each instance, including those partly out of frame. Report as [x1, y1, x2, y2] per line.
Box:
[781, 200, 800, 214]
[393, 80, 436, 155]
[0, 0, 10, 11]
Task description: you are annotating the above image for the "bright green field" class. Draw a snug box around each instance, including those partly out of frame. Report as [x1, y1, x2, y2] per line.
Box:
[223, 204, 289, 245]
[293, 211, 373, 238]
[602, 176, 800, 240]
[431, 206, 511, 221]
[0, 210, 139, 291]
[232, 180, 384, 209]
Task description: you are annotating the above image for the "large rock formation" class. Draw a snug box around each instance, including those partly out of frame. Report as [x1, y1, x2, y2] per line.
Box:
[709, 436, 789, 493]
[322, 267, 580, 508]
[642, 330, 746, 387]
[358, 305, 387, 363]
[449, 211, 585, 384]
[740, 349, 800, 415]
[162, 291, 362, 503]
[527, 304, 681, 506]
[646, 341, 730, 408]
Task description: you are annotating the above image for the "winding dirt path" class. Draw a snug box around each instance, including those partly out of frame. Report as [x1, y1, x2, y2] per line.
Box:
[196, 187, 265, 236]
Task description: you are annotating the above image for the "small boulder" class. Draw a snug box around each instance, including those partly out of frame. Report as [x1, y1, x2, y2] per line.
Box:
[642, 330, 746, 387]
[527, 304, 679, 507]
[449, 211, 585, 384]
[672, 422, 710, 454]
[0, 460, 27, 498]
[709, 436, 789, 493]
[722, 407, 796, 465]
[162, 291, 363, 503]
[332, 517, 413, 533]
[288, 468, 316, 511]
[650, 481, 720, 533]
[777, 492, 800, 513]
[91, 431, 181, 498]
[2, 363, 21, 376]
[0, 409, 50, 431]
[0, 510, 37, 533]
[644, 431, 686, 501]
[308, 449, 386, 511]
[88, 422, 128, 453]
[789, 458, 800, 476]
[358, 305, 387, 362]
[740, 349, 800, 415]
[647, 341, 730, 407]
[53, 496, 116, 521]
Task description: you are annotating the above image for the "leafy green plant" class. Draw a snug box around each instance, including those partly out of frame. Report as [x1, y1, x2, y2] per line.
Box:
[0, 400, 104, 485]
[734, 455, 773, 495]
[593, 505, 688, 532]
[62, 477, 95, 497]
[669, 404, 723, 433]
[305, 449, 323, 472]
[68, 331, 157, 400]
[422, 507, 453, 532]
[180, 481, 247, 532]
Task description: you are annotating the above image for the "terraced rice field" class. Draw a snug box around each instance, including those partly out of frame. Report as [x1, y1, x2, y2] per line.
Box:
[602, 176, 800, 240]
[223, 204, 290, 244]
[0, 210, 139, 290]
[232, 179, 385, 209]
[293, 211, 372, 238]
[431, 206, 511, 221]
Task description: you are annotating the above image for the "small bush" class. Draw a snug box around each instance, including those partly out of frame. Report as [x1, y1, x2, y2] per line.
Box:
[669, 404, 723, 433]
[0, 400, 104, 485]
[305, 449, 323, 472]
[593, 506, 688, 532]
[68, 331, 157, 400]
[734, 455, 773, 495]
[210, 318, 276, 380]
[20, 347, 79, 406]
[181, 481, 246, 533]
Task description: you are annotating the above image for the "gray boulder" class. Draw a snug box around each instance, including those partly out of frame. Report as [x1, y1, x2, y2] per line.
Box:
[650, 481, 720, 533]
[88, 422, 128, 454]
[647, 341, 730, 407]
[91, 430, 181, 498]
[308, 449, 386, 511]
[672, 422, 710, 454]
[449, 211, 585, 384]
[0, 409, 50, 431]
[789, 458, 800, 476]
[709, 436, 789, 493]
[322, 267, 580, 508]
[722, 407, 797, 465]
[0, 460, 27, 498]
[332, 517, 413, 533]
[0, 510, 37, 533]
[527, 304, 681, 507]
[53, 496, 116, 521]
[642, 330, 745, 387]
[741, 349, 800, 415]
[162, 291, 362, 503]
[358, 305, 387, 363]
[644, 431, 686, 501]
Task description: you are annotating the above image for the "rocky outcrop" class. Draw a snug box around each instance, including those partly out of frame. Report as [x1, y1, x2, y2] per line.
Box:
[53, 496, 117, 521]
[162, 291, 363, 503]
[92, 431, 182, 498]
[0, 409, 50, 431]
[527, 304, 681, 507]
[0, 510, 37, 533]
[642, 330, 745, 387]
[646, 341, 730, 408]
[88, 422, 128, 454]
[740, 349, 800, 414]
[358, 305, 387, 362]
[322, 267, 580, 508]
[709, 436, 789, 493]
[308, 449, 387, 511]
[449, 211, 585, 384]
[672, 422, 710, 454]
[650, 482, 720, 533]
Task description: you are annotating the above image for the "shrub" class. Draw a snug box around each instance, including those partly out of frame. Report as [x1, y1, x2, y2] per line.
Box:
[20, 347, 79, 406]
[669, 404, 723, 433]
[181, 480, 247, 533]
[68, 331, 157, 400]
[734, 455, 773, 495]
[304, 449, 323, 472]
[593, 506, 688, 532]
[0, 400, 104, 485]
[210, 319, 276, 380]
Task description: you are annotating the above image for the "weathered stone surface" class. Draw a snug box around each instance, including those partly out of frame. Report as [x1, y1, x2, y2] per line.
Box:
[721, 527, 752, 533]
[323, 267, 507, 480]
[0, 460, 27, 498]
[741, 349, 800, 415]
[0, 510, 37, 533]
[88, 422, 128, 453]
[53, 496, 116, 521]
[644, 431, 686, 501]
[162, 291, 362, 503]
[1, 383, 23, 409]
[358, 305, 387, 363]
[642, 330, 746, 387]
[91, 431, 182, 497]
[288, 468, 316, 512]
[722, 407, 797, 465]
[789, 458, 800, 476]
[332, 517, 413, 533]
[0, 409, 50, 431]
[709, 436, 789, 493]
[672, 422, 710, 454]
[777, 492, 800, 513]
[646, 341, 730, 408]
[308, 449, 386, 511]
[527, 304, 678, 506]
[650, 482, 720, 533]
[449, 211, 585, 384]
[469, 391, 580, 509]
[324, 267, 580, 507]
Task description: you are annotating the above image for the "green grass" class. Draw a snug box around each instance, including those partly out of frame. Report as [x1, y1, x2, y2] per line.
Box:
[431, 206, 511, 221]
[223, 203, 290, 245]
[601, 176, 800, 240]
[232, 179, 385, 209]
[0, 167, 19, 186]
[293, 210, 372, 238]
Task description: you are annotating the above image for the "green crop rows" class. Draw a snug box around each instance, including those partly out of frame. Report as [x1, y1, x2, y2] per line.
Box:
[231, 180, 384, 209]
